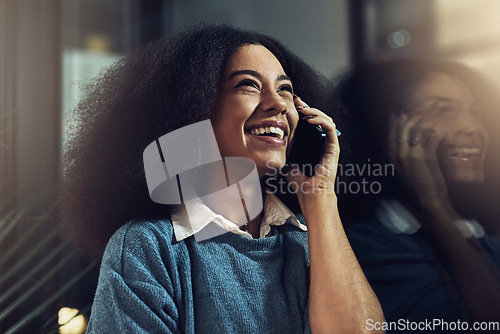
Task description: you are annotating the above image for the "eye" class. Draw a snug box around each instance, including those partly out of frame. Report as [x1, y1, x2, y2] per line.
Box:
[433, 101, 460, 115]
[235, 79, 260, 91]
[438, 103, 457, 113]
[277, 83, 294, 96]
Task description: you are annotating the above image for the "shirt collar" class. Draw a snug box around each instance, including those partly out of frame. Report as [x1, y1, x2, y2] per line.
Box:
[375, 198, 485, 238]
[170, 191, 306, 242]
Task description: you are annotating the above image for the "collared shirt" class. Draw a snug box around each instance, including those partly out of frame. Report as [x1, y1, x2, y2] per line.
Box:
[171, 192, 307, 242]
[375, 198, 485, 238]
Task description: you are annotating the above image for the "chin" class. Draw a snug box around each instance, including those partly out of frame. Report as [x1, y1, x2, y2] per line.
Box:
[440, 154, 486, 184]
[256, 160, 284, 178]
[443, 169, 485, 184]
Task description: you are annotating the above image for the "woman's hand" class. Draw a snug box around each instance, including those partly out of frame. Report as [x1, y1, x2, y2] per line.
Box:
[389, 114, 500, 325]
[284, 95, 340, 200]
[287, 96, 384, 333]
[388, 113, 450, 209]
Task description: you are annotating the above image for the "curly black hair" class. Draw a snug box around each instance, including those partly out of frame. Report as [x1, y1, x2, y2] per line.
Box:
[59, 23, 336, 257]
[335, 59, 500, 224]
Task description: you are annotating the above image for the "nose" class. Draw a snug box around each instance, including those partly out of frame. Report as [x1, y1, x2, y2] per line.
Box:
[456, 111, 488, 139]
[259, 88, 288, 115]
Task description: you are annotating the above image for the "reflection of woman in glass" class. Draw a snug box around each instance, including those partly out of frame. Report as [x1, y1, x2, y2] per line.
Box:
[337, 59, 500, 328]
[60, 24, 383, 333]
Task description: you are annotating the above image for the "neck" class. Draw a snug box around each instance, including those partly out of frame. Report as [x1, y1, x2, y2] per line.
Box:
[239, 180, 268, 238]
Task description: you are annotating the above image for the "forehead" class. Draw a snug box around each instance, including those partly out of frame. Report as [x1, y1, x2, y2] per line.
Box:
[411, 72, 474, 102]
[224, 44, 286, 76]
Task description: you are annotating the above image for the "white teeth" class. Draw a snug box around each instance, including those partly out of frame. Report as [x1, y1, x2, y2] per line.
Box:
[249, 126, 285, 140]
[449, 147, 481, 157]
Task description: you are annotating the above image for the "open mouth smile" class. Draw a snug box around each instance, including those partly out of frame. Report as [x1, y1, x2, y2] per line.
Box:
[245, 121, 289, 145]
[249, 126, 285, 139]
[447, 146, 484, 163]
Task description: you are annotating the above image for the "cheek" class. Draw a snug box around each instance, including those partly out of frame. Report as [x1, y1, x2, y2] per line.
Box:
[212, 103, 249, 132]
[476, 122, 489, 141]
[212, 116, 239, 147]
[422, 114, 455, 133]
[213, 122, 244, 145]
[287, 112, 299, 136]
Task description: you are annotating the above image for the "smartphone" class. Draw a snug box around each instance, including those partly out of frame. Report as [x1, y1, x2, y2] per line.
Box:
[287, 112, 327, 177]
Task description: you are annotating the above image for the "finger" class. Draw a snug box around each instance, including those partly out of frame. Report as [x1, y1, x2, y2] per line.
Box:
[398, 114, 421, 143]
[408, 120, 434, 148]
[424, 130, 449, 195]
[294, 95, 341, 136]
[404, 127, 426, 170]
[294, 111, 340, 175]
[294, 95, 310, 110]
[427, 130, 448, 165]
[420, 128, 436, 149]
[293, 95, 339, 149]
[408, 120, 432, 148]
[299, 111, 337, 145]
[298, 108, 333, 124]
[397, 114, 421, 161]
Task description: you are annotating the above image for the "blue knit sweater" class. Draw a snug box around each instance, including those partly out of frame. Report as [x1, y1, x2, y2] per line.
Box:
[86, 218, 311, 333]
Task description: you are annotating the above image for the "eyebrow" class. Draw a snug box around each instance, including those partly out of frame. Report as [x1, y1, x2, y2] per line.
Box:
[424, 96, 477, 106]
[406, 96, 478, 113]
[427, 96, 475, 102]
[277, 74, 292, 82]
[229, 70, 292, 83]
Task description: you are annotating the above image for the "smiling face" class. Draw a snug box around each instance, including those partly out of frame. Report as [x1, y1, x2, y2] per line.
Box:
[211, 44, 299, 178]
[407, 72, 489, 183]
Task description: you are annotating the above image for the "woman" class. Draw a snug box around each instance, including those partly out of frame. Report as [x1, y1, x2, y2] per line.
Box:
[60, 24, 383, 333]
[337, 59, 500, 330]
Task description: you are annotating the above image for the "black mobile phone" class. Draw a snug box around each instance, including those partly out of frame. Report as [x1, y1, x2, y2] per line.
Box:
[287, 112, 327, 177]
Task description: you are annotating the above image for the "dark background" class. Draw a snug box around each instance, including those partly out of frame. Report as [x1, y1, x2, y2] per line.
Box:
[1, 0, 499, 332]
